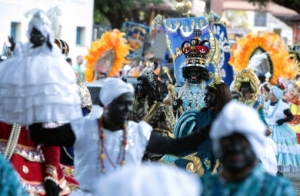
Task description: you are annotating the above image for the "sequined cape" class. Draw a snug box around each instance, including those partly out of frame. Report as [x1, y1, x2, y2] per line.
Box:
[161, 110, 218, 176]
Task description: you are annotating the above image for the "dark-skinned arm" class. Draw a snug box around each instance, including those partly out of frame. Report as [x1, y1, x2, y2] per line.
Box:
[146, 124, 210, 155]
[28, 123, 76, 146]
[276, 109, 294, 125]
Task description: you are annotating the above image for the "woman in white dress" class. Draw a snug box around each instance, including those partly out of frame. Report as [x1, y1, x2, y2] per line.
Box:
[266, 86, 300, 175]
[0, 9, 81, 125]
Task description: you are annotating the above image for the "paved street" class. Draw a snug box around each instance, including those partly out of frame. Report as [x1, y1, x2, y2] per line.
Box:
[286, 172, 300, 195]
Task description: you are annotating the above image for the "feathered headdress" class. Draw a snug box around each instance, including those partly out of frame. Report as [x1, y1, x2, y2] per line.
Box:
[229, 32, 297, 85]
[84, 29, 131, 82]
[46, 6, 62, 38]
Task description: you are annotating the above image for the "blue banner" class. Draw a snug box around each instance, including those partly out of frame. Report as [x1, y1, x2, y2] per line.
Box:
[155, 13, 233, 86]
[121, 22, 151, 59]
[213, 23, 234, 86]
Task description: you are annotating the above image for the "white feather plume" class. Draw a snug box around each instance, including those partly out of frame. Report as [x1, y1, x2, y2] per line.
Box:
[46, 6, 62, 37]
[247, 53, 268, 72]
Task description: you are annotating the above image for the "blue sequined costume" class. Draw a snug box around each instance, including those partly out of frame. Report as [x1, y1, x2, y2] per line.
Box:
[161, 109, 218, 175]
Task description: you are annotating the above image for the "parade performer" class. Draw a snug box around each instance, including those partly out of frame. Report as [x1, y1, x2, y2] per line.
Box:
[28, 77, 219, 195]
[202, 101, 296, 196]
[0, 30, 77, 196]
[129, 61, 175, 161]
[161, 73, 232, 175]
[266, 86, 300, 175]
[54, 38, 92, 167]
[84, 29, 130, 82]
[162, 31, 210, 114]
[232, 68, 268, 124]
[288, 81, 300, 142]
[230, 57, 278, 175]
[0, 9, 82, 126]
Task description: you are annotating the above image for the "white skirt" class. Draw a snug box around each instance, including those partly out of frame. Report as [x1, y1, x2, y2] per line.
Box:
[0, 43, 82, 125]
[260, 137, 277, 175]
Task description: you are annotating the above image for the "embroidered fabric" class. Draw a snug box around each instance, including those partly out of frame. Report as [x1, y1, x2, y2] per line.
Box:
[0, 142, 44, 162]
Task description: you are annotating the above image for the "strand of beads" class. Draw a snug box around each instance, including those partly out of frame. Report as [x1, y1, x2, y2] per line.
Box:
[4, 123, 21, 160]
[98, 117, 128, 173]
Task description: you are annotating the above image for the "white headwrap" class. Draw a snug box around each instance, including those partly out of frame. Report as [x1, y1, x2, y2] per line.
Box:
[94, 164, 202, 196]
[24, 9, 54, 42]
[210, 100, 266, 158]
[99, 78, 134, 107]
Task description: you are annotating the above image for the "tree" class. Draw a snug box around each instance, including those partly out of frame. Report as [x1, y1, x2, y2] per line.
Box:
[94, 0, 163, 29]
[248, 0, 300, 14]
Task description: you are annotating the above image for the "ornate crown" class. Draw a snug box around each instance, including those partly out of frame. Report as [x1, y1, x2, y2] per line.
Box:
[181, 29, 210, 67]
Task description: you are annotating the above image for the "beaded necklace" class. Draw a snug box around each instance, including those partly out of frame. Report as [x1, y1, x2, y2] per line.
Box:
[4, 123, 21, 160]
[98, 117, 127, 173]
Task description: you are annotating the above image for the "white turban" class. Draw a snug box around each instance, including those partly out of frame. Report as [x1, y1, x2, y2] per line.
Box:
[99, 78, 134, 107]
[210, 100, 266, 158]
[94, 164, 202, 196]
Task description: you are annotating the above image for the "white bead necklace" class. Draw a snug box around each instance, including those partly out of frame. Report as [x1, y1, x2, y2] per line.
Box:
[4, 123, 21, 160]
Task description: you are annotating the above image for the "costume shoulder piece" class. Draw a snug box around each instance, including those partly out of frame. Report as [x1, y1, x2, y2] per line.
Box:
[84, 29, 130, 82]
[229, 32, 297, 85]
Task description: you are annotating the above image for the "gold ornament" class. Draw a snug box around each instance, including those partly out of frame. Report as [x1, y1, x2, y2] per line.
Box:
[174, 0, 192, 17]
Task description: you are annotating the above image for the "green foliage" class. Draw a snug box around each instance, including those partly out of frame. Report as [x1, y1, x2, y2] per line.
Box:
[94, 0, 164, 28]
[248, 0, 300, 13]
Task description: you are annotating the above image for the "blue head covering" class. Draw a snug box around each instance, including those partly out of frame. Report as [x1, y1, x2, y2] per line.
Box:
[271, 86, 283, 100]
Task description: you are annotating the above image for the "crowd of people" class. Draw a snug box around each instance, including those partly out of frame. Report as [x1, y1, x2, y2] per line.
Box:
[1, 5, 300, 196]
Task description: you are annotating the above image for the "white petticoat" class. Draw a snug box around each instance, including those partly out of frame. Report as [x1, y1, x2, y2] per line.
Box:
[260, 137, 278, 176]
[0, 43, 82, 125]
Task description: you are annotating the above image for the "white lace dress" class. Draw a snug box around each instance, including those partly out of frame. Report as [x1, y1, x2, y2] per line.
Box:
[0, 42, 82, 125]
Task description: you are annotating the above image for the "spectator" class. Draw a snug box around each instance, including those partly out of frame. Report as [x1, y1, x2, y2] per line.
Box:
[73, 55, 85, 82]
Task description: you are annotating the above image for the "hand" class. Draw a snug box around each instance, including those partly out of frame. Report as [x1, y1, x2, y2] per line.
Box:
[276, 119, 285, 126]
[266, 127, 271, 136]
[172, 99, 183, 110]
[44, 179, 61, 196]
[121, 77, 127, 83]
[7, 36, 15, 51]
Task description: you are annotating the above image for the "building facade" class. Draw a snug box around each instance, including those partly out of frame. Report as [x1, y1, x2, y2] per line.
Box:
[0, 0, 94, 62]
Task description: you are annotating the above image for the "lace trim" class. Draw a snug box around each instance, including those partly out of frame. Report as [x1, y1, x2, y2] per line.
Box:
[0, 142, 44, 162]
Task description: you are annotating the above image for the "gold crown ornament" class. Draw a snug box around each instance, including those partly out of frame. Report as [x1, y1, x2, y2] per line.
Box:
[181, 29, 210, 67]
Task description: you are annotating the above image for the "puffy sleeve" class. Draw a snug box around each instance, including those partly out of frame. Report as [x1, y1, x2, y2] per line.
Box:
[137, 121, 153, 149]
[71, 117, 97, 150]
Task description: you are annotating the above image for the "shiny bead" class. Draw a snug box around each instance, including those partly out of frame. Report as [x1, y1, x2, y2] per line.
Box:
[121, 160, 125, 165]
[100, 133, 105, 139]
[99, 154, 105, 160]
[123, 140, 128, 145]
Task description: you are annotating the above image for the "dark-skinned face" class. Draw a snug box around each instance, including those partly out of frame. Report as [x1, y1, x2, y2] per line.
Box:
[188, 67, 202, 83]
[29, 27, 46, 48]
[136, 79, 149, 100]
[105, 92, 134, 125]
[204, 87, 216, 109]
[240, 82, 251, 94]
[217, 132, 256, 172]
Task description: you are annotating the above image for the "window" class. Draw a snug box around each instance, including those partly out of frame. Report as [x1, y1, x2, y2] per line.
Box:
[76, 27, 85, 45]
[254, 12, 267, 27]
[10, 22, 20, 41]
